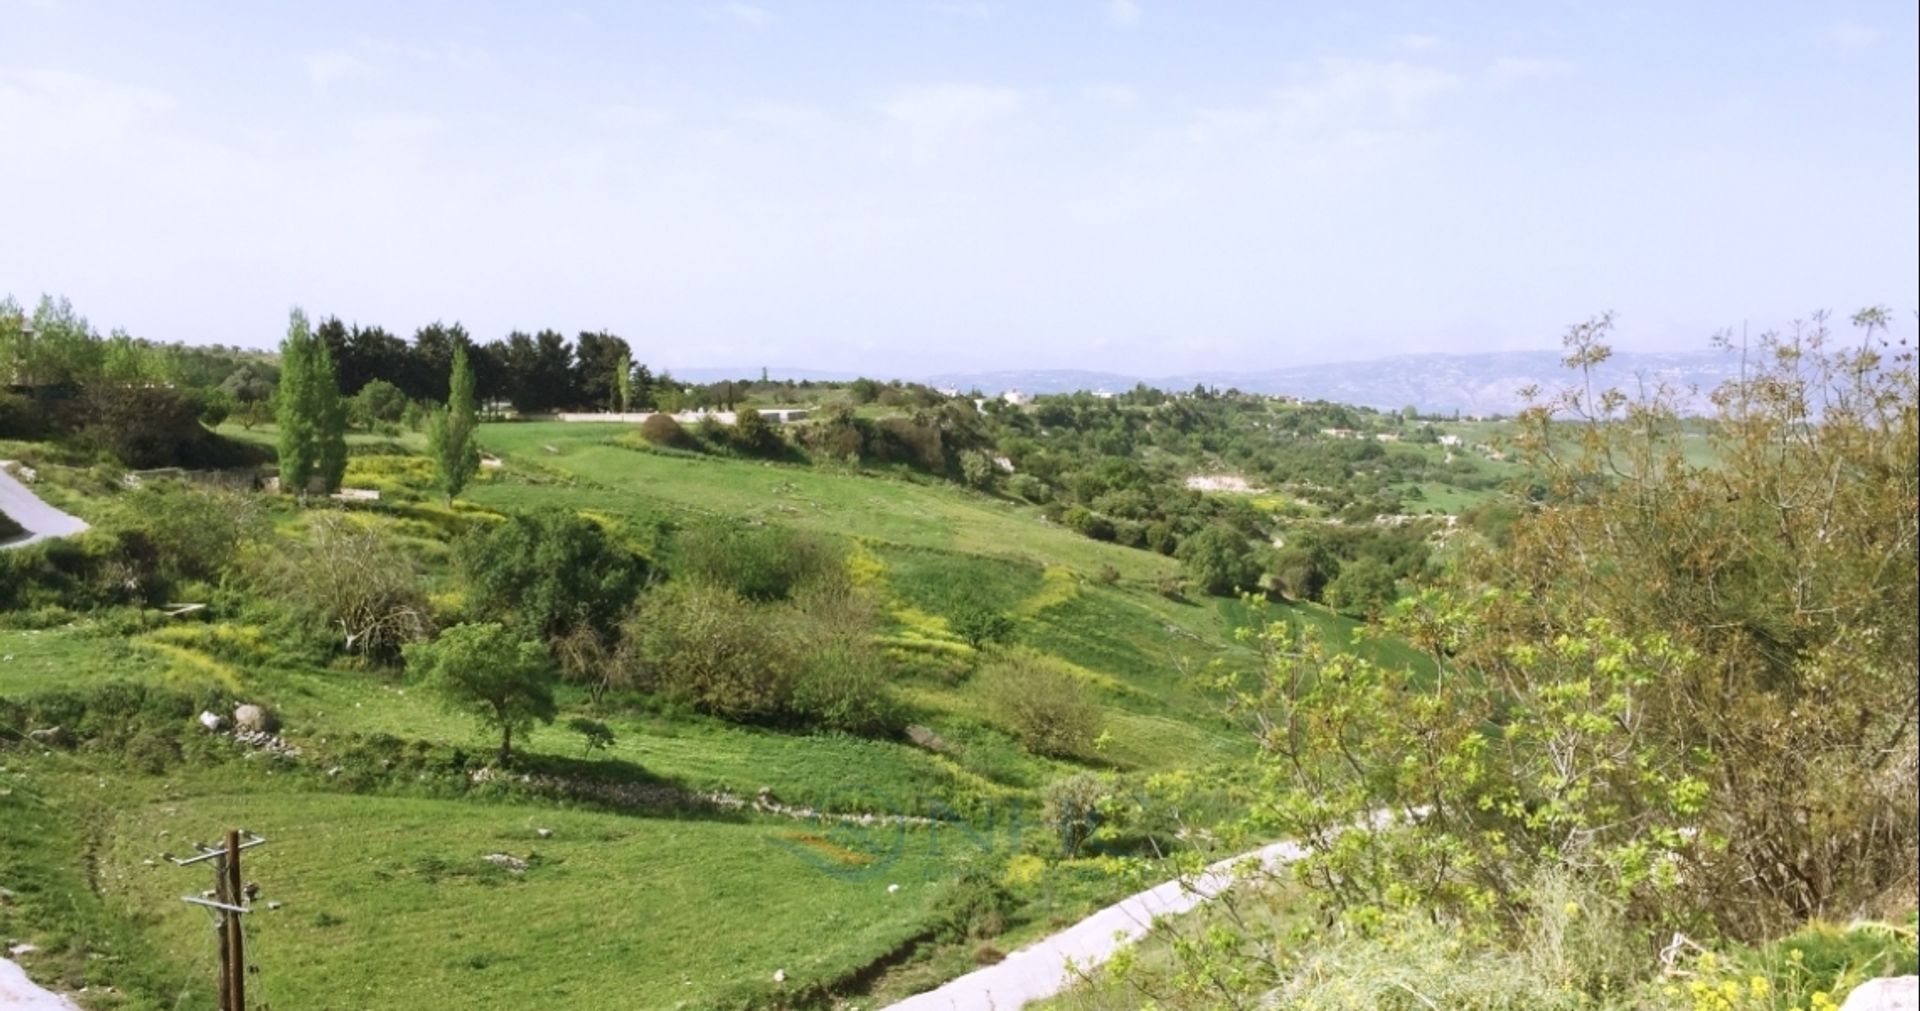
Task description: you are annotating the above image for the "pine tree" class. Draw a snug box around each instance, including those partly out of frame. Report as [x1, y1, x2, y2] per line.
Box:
[429, 343, 480, 504]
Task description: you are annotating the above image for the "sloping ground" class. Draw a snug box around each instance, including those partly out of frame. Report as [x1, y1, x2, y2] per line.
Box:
[885, 838, 1312, 1010]
[0, 959, 81, 1010]
[0, 468, 87, 549]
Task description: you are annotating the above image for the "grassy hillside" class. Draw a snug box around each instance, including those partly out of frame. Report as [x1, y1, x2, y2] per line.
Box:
[0, 419, 1291, 1009]
[470, 421, 1182, 582]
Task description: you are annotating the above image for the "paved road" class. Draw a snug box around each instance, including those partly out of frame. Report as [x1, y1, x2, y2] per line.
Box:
[0, 466, 88, 549]
[884, 838, 1308, 1011]
[0, 959, 80, 1010]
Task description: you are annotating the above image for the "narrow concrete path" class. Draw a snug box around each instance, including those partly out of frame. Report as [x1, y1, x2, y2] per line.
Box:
[0, 466, 88, 549]
[884, 838, 1308, 1010]
[0, 959, 81, 1010]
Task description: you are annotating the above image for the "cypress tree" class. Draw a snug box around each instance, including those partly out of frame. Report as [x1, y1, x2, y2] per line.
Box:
[314, 336, 349, 493]
[275, 307, 349, 500]
[276, 308, 317, 496]
[429, 343, 480, 504]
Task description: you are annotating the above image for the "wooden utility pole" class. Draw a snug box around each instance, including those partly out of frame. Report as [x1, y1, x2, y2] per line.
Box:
[167, 830, 266, 1011]
[224, 830, 246, 1011]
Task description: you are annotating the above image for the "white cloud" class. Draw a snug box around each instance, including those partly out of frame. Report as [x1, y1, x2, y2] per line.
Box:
[592, 104, 676, 131]
[722, 2, 772, 28]
[1485, 57, 1573, 86]
[881, 83, 1023, 163]
[1394, 33, 1443, 53]
[1082, 83, 1137, 106]
[1823, 20, 1880, 49]
[928, 1, 992, 19]
[1182, 59, 1461, 158]
[0, 68, 176, 151]
[304, 49, 377, 90]
[1105, 0, 1141, 28]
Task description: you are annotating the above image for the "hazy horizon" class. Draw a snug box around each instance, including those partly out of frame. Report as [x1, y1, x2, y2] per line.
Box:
[4, 1, 1915, 375]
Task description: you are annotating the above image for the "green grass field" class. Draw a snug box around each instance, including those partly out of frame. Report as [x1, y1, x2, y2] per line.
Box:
[0, 416, 1455, 1009]
[469, 422, 1181, 582]
[12, 764, 957, 1011]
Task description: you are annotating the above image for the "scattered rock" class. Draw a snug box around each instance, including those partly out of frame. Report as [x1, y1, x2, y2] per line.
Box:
[232, 704, 277, 734]
[483, 853, 529, 873]
[8, 941, 39, 957]
[266, 901, 284, 911]
[231, 729, 301, 758]
[0, 887, 15, 906]
[197, 711, 228, 733]
[535, 828, 553, 839]
[887, 883, 901, 894]
[1840, 977, 1918, 1011]
[26, 727, 69, 748]
[905, 725, 949, 753]
[772, 969, 787, 984]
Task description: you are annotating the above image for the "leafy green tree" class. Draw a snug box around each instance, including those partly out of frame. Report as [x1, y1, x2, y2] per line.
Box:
[218, 363, 275, 404]
[568, 716, 615, 756]
[456, 507, 645, 643]
[405, 622, 556, 766]
[1176, 524, 1262, 596]
[729, 406, 783, 457]
[959, 449, 997, 491]
[356, 378, 408, 424]
[427, 344, 480, 504]
[1321, 554, 1398, 617]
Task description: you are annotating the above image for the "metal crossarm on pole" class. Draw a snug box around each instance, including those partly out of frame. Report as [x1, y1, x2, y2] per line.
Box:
[168, 829, 268, 1011]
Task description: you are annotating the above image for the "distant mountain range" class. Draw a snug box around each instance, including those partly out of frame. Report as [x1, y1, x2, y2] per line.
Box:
[671, 348, 1747, 416]
[925, 349, 1746, 416]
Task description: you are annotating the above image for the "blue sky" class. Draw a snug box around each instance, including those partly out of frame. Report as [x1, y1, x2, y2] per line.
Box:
[2, 1, 1914, 376]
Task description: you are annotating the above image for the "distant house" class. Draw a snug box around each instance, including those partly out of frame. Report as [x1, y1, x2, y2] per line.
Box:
[1320, 427, 1357, 439]
[1001, 389, 1034, 407]
[1437, 434, 1462, 447]
[1374, 432, 1401, 443]
[1092, 390, 1115, 400]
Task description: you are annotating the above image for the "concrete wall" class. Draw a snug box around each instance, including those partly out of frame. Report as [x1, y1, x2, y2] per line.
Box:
[543, 409, 808, 425]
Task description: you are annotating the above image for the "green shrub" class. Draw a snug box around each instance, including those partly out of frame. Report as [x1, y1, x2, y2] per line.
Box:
[672, 520, 840, 602]
[457, 507, 646, 642]
[978, 649, 1101, 758]
[1177, 524, 1263, 596]
[639, 412, 695, 450]
[729, 408, 786, 458]
[1061, 505, 1116, 542]
[627, 582, 792, 721]
[247, 512, 432, 661]
[0, 506, 21, 542]
[1321, 555, 1398, 618]
[949, 603, 1016, 649]
[1005, 473, 1050, 504]
[1042, 772, 1110, 857]
[790, 638, 903, 736]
